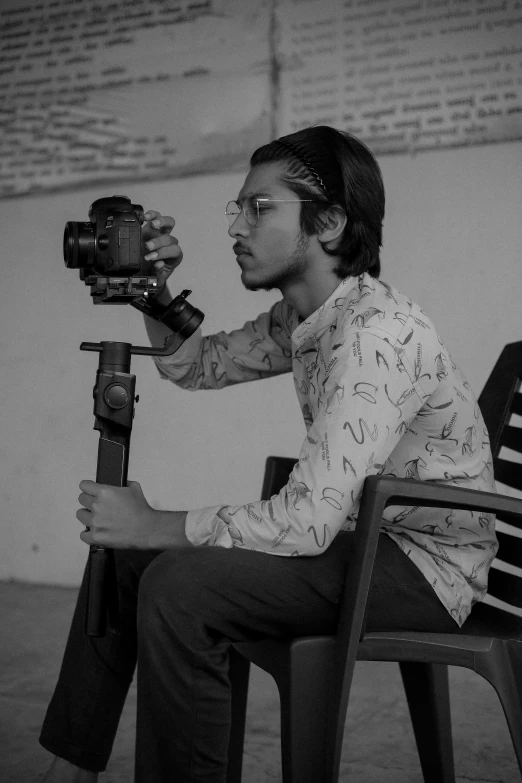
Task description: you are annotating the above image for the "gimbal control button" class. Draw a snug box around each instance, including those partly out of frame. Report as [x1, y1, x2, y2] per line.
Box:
[104, 384, 130, 409]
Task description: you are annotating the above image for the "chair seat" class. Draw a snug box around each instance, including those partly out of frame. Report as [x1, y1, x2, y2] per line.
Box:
[357, 603, 522, 666]
[234, 629, 499, 673]
[234, 602, 522, 661]
[235, 621, 521, 686]
[234, 602, 522, 666]
[233, 636, 335, 679]
[357, 631, 494, 667]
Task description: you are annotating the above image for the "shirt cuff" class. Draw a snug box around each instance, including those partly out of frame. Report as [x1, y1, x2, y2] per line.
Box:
[185, 505, 233, 548]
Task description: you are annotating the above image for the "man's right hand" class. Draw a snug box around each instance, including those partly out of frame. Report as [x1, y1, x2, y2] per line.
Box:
[142, 210, 183, 292]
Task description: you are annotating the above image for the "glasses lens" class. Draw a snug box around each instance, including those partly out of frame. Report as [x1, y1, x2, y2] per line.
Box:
[225, 201, 241, 226]
[243, 198, 257, 226]
[225, 199, 259, 227]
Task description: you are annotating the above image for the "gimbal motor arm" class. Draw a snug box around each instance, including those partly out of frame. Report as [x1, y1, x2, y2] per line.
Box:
[81, 289, 204, 357]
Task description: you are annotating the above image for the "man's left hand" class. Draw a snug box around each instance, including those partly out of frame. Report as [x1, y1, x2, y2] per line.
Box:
[77, 480, 170, 549]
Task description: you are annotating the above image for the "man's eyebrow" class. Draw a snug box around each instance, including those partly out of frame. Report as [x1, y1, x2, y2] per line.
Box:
[236, 190, 274, 203]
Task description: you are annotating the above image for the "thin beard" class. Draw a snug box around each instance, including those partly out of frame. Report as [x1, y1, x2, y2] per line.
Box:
[242, 232, 310, 292]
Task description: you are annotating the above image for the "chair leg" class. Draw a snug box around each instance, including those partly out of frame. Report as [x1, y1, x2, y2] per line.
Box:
[227, 647, 252, 783]
[276, 641, 333, 783]
[399, 661, 455, 783]
[475, 641, 522, 775]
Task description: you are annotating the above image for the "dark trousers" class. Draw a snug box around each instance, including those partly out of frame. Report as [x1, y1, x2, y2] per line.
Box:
[39, 532, 457, 781]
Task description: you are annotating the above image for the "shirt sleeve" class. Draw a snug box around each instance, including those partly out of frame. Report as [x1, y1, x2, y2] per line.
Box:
[185, 506, 232, 547]
[186, 328, 439, 555]
[152, 299, 293, 390]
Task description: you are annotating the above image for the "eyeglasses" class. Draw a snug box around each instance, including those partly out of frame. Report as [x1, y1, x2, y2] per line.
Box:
[225, 198, 322, 228]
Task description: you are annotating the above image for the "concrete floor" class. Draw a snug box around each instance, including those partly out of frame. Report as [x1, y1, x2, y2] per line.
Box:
[0, 580, 520, 783]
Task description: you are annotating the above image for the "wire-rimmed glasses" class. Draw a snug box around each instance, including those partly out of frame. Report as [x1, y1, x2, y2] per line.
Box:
[225, 198, 322, 228]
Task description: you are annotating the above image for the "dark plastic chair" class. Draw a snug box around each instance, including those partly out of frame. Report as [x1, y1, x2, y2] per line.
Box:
[227, 341, 522, 782]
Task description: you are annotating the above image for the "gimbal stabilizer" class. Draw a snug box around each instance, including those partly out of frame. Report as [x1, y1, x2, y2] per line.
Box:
[82, 291, 203, 637]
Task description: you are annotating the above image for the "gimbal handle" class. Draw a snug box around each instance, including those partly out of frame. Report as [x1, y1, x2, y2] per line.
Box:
[81, 290, 204, 637]
[82, 341, 134, 637]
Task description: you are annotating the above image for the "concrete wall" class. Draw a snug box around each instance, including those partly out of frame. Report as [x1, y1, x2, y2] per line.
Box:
[1, 140, 521, 585]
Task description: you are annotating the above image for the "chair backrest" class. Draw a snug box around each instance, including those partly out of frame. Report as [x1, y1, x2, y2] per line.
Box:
[260, 456, 297, 500]
[478, 341, 522, 616]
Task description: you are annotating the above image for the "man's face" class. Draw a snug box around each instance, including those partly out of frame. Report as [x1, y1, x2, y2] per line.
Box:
[228, 162, 313, 292]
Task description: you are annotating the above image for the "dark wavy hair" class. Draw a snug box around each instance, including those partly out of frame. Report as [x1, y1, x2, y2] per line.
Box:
[250, 126, 385, 279]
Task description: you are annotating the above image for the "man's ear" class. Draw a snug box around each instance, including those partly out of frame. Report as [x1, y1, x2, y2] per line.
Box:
[316, 205, 347, 248]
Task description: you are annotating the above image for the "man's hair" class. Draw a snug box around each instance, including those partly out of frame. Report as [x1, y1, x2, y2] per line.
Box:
[250, 126, 385, 279]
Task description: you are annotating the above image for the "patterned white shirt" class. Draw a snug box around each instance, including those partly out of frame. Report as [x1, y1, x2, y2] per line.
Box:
[153, 274, 497, 626]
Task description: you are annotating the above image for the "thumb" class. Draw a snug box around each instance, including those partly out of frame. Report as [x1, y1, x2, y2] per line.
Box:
[152, 262, 173, 289]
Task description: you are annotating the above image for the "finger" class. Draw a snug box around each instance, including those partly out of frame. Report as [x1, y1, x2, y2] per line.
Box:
[79, 479, 98, 495]
[80, 529, 93, 545]
[146, 254, 183, 273]
[146, 234, 179, 251]
[78, 492, 93, 510]
[157, 217, 176, 234]
[144, 235, 180, 257]
[144, 234, 181, 261]
[143, 210, 161, 222]
[127, 480, 144, 498]
[76, 508, 92, 525]
[145, 244, 183, 264]
[144, 213, 176, 233]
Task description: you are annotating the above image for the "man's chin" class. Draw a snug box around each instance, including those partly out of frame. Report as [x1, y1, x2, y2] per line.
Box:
[242, 280, 278, 293]
[240, 270, 277, 292]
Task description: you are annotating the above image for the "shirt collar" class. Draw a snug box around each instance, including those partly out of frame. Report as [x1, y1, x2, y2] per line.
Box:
[291, 276, 359, 347]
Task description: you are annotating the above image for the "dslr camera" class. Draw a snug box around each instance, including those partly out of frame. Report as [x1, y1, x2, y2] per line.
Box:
[64, 195, 156, 304]
[64, 195, 204, 345]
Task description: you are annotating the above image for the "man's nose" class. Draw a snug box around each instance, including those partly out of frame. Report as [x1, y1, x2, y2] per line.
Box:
[228, 212, 250, 239]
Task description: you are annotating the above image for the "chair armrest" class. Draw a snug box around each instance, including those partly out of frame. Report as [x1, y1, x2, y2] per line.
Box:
[361, 474, 522, 521]
[333, 475, 522, 640]
[342, 476, 521, 632]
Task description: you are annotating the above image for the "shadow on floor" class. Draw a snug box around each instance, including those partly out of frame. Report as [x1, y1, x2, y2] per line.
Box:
[0, 580, 519, 783]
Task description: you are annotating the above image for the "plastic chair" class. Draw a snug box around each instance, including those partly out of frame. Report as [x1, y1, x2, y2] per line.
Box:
[227, 341, 522, 782]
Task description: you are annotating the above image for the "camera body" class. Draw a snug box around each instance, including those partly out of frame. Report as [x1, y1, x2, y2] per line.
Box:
[64, 195, 204, 353]
[64, 195, 159, 304]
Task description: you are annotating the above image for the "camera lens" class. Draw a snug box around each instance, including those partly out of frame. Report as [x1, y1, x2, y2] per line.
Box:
[63, 221, 95, 268]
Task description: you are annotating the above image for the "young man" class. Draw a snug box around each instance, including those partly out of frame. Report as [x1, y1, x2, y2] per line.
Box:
[41, 126, 497, 782]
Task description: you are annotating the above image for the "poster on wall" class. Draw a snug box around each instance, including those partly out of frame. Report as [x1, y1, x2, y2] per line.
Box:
[2, 0, 522, 199]
[275, 0, 522, 155]
[0, 0, 273, 198]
